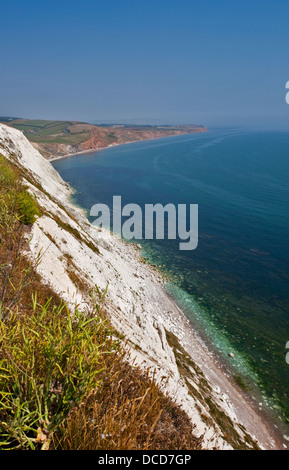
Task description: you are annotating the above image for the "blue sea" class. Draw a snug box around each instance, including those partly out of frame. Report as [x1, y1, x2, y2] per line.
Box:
[52, 128, 289, 434]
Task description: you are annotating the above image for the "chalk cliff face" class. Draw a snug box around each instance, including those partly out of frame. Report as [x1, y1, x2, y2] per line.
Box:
[0, 123, 280, 450]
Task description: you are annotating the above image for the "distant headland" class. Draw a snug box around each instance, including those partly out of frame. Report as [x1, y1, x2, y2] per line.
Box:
[0, 117, 207, 160]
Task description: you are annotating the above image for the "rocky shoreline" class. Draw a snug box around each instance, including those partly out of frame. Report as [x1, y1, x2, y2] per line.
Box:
[0, 122, 285, 450]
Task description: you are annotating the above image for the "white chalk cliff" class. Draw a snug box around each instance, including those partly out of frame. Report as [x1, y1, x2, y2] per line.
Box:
[0, 123, 280, 450]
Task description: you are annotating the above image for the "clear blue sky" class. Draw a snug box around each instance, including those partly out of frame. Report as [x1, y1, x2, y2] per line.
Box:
[1, 0, 289, 128]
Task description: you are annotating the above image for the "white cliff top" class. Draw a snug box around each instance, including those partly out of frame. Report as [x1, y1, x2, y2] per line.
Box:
[0, 122, 281, 450]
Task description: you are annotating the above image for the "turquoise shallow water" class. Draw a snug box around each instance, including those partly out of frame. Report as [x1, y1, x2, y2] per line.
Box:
[52, 128, 289, 432]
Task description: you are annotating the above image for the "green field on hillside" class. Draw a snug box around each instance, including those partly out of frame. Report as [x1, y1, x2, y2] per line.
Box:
[4, 120, 92, 145]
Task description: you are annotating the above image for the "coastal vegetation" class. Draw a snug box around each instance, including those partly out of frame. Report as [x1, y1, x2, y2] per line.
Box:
[0, 153, 202, 450]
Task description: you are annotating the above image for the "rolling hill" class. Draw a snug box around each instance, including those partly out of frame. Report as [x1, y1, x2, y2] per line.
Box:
[0, 118, 207, 160]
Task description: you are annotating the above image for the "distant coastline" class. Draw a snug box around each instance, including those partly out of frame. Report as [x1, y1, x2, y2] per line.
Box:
[0, 122, 285, 449]
[0, 117, 207, 161]
[48, 129, 208, 162]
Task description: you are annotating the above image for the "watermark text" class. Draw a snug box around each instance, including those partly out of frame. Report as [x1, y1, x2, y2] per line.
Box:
[90, 196, 198, 251]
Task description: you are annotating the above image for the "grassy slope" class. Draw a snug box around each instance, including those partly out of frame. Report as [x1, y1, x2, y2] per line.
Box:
[5, 119, 92, 145]
[0, 153, 203, 451]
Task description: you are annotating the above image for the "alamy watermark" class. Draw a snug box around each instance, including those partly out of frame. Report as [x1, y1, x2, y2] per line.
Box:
[285, 81, 289, 104]
[286, 342, 289, 364]
[90, 196, 198, 250]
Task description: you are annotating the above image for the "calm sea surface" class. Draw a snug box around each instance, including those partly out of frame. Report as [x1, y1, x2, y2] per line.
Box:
[52, 128, 289, 433]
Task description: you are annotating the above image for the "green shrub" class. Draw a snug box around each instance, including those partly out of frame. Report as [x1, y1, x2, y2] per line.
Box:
[16, 190, 41, 224]
[0, 154, 18, 189]
[0, 154, 41, 225]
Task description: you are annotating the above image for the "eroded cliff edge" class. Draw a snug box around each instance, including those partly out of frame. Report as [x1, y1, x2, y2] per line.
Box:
[0, 123, 281, 450]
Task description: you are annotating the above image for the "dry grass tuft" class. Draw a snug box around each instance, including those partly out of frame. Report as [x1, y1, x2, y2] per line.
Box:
[54, 353, 202, 450]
